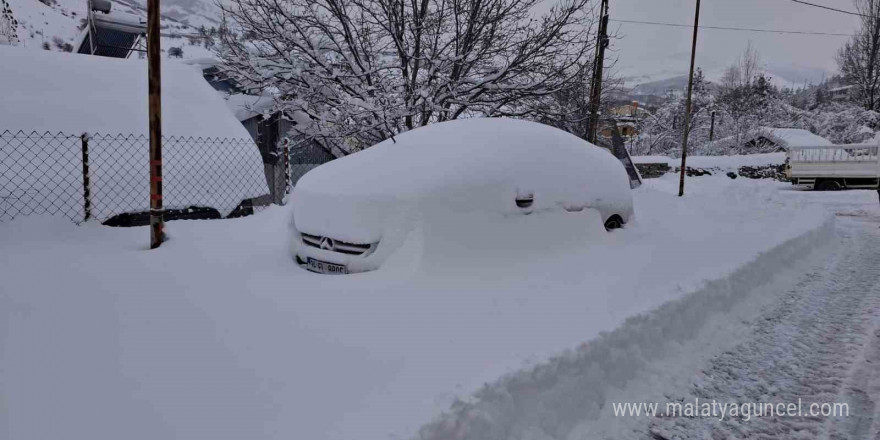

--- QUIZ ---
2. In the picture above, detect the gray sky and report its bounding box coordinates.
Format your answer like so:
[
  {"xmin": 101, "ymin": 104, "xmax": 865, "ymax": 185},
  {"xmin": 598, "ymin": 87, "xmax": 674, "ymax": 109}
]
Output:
[{"xmin": 609, "ymin": 0, "xmax": 861, "ymax": 85}]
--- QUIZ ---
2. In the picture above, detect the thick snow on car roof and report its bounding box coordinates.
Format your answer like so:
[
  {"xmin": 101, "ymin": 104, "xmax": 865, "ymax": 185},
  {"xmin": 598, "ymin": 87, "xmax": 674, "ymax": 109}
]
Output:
[
  {"xmin": 293, "ymin": 118, "xmax": 633, "ymax": 242},
  {"xmin": 299, "ymin": 118, "xmax": 627, "ymax": 197},
  {"xmin": 0, "ymin": 45, "xmax": 250, "ymax": 139}
]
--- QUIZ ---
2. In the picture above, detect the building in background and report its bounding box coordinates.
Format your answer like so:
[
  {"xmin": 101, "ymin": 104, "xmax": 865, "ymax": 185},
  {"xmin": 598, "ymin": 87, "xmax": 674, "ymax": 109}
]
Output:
[
  {"xmin": 710, "ymin": 127, "xmax": 831, "ymax": 153},
  {"xmin": 223, "ymin": 93, "xmax": 339, "ymax": 204},
  {"xmin": 601, "ymin": 101, "xmax": 650, "ymax": 138},
  {"xmin": 828, "ymin": 85, "xmax": 856, "ymax": 103}
]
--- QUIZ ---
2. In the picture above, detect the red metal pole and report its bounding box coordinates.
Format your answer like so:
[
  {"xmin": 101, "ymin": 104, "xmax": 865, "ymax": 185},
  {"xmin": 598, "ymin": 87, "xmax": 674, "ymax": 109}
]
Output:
[{"xmin": 147, "ymin": 0, "xmax": 164, "ymax": 248}]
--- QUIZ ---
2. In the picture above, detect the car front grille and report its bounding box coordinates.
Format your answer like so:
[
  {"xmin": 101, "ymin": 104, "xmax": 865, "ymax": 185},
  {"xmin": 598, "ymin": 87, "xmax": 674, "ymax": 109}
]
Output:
[{"xmin": 301, "ymin": 232, "xmax": 374, "ymax": 256}]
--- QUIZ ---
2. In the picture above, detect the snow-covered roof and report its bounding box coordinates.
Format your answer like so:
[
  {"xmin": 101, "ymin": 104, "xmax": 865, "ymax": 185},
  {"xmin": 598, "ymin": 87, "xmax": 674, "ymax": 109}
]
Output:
[
  {"xmin": 184, "ymin": 57, "xmax": 222, "ymax": 70},
  {"xmin": 757, "ymin": 127, "xmax": 832, "ymax": 149},
  {"xmin": 224, "ymin": 93, "xmax": 277, "ymax": 122},
  {"xmin": 710, "ymin": 127, "xmax": 830, "ymax": 151},
  {"xmin": 829, "ymin": 85, "xmax": 855, "ymax": 93},
  {"xmin": 0, "ymin": 45, "xmax": 250, "ymax": 139}
]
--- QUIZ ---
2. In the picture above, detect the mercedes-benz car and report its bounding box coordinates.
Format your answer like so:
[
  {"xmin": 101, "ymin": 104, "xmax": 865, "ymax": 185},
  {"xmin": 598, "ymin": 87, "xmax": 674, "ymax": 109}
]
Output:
[{"xmin": 290, "ymin": 118, "xmax": 635, "ymax": 274}]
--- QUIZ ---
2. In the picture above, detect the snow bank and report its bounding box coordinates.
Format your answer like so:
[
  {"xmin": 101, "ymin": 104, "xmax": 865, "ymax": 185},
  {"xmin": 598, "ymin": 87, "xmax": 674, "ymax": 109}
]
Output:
[
  {"xmin": 0, "ymin": 45, "xmax": 267, "ymax": 218},
  {"xmin": 1, "ymin": 176, "xmax": 860, "ymax": 440}
]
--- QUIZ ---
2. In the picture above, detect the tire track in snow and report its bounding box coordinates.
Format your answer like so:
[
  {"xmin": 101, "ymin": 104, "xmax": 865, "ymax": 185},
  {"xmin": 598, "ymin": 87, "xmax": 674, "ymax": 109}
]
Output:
[{"xmin": 648, "ymin": 216, "xmax": 880, "ymax": 440}]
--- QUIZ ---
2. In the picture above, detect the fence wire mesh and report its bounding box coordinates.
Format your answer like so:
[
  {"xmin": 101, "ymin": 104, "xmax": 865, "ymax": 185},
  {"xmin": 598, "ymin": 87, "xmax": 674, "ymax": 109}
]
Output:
[{"xmin": 1, "ymin": 130, "xmax": 273, "ymax": 225}]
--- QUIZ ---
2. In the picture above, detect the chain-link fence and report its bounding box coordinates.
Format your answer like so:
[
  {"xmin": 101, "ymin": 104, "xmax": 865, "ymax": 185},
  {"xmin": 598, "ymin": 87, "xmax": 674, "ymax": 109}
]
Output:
[
  {"xmin": 290, "ymin": 141, "xmax": 335, "ymax": 187},
  {"xmin": 1, "ymin": 130, "xmax": 272, "ymax": 225}
]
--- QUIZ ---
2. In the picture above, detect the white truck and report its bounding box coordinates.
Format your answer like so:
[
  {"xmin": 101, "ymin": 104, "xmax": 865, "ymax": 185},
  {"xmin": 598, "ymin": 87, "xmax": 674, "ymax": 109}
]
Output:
[{"xmin": 785, "ymin": 144, "xmax": 880, "ymax": 190}]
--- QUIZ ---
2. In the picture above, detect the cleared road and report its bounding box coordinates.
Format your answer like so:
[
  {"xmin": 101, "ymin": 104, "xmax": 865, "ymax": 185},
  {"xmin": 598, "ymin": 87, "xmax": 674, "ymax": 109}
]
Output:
[{"xmin": 648, "ymin": 214, "xmax": 880, "ymax": 439}]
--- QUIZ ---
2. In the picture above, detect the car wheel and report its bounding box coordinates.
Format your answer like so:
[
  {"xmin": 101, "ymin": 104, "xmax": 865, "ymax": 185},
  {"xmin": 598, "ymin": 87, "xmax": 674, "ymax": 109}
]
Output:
[
  {"xmin": 604, "ymin": 215, "xmax": 623, "ymax": 231},
  {"xmin": 816, "ymin": 180, "xmax": 842, "ymax": 191}
]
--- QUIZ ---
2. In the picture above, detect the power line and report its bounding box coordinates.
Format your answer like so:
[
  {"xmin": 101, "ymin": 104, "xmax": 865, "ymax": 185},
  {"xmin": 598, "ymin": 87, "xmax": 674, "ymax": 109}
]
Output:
[
  {"xmin": 784, "ymin": 0, "xmax": 873, "ymax": 18},
  {"xmin": 610, "ymin": 18, "xmax": 852, "ymax": 37}
]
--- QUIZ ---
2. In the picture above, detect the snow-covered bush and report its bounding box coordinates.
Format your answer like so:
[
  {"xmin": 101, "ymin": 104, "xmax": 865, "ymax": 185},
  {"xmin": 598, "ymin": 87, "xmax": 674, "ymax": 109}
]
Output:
[
  {"xmin": 810, "ymin": 102, "xmax": 880, "ymax": 144},
  {"xmin": 630, "ymin": 70, "xmax": 880, "ymax": 156}
]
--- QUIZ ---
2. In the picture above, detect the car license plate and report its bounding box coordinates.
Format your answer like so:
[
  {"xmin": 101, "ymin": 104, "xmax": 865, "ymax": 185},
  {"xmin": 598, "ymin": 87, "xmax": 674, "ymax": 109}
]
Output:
[{"xmin": 306, "ymin": 257, "xmax": 348, "ymax": 275}]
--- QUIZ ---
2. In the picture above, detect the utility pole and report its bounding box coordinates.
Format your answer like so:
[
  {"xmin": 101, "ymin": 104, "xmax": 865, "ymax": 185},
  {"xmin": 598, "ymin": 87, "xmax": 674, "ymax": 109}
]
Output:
[
  {"xmin": 147, "ymin": 0, "xmax": 164, "ymax": 248},
  {"xmin": 678, "ymin": 0, "xmax": 701, "ymax": 197},
  {"xmin": 587, "ymin": 0, "xmax": 610, "ymax": 144},
  {"xmin": 709, "ymin": 110, "xmax": 716, "ymax": 141}
]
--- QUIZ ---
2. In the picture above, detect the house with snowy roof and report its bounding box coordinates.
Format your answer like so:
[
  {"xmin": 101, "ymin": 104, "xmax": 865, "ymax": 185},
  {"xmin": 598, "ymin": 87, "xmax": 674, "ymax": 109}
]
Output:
[
  {"xmin": 0, "ymin": 45, "xmax": 268, "ymax": 223},
  {"xmin": 709, "ymin": 127, "xmax": 831, "ymax": 154},
  {"xmin": 829, "ymin": 85, "xmax": 856, "ymax": 102},
  {"xmin": 184, "ymin": 58, "xmax": 339, "ymax": 203},
  {"xmin": 222, "ymin": 93, "xmax": 339, "ymax": 202}
]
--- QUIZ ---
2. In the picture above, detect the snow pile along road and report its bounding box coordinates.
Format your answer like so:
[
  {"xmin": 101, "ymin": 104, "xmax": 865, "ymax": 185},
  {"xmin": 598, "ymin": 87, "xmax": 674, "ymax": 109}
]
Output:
[{"xmin": 0, "ymin": 175, "xmax": 838, "ymax": 440}]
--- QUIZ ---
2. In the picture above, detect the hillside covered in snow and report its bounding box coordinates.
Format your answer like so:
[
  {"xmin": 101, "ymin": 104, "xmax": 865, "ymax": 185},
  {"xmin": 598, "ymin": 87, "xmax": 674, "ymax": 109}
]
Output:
[{"xmin": 2, "ymin": 0, "xmax": 218, "ymax": 60}]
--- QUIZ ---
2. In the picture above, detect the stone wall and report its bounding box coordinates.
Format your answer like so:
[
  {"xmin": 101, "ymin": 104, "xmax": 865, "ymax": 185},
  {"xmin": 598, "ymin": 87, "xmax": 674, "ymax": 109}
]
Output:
[
  {"xmin": 636, "ymin": 162, "xmax": 788, "ymax": 182},
  {"xmin": 634, "ymin": 163, "xmax": 670, "ymax": 179}
]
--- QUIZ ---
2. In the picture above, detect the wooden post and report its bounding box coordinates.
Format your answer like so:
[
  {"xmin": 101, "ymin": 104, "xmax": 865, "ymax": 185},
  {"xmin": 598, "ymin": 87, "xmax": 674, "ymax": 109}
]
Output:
[
  {"xmin": 587, "ymin": 0, "xmax": 610, "ymax": 144},
  {"xmin": 678, "ymin": 0, "xmax": 701, "ymax": 197},
  {"xmin": 80, "ymin": 133, "xmax": 92, "ymax": 221},
  {"xmin": 709, "ymin": 110, "xmax": 716, "ymax": 141},
  {"xmin": 147, "ymin": 0, "xmax": 164, "ymax": 248}
]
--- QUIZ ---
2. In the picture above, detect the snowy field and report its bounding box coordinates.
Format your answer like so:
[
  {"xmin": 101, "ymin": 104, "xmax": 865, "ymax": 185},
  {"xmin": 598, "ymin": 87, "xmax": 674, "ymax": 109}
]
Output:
[{"xmin": 2, "ymin": 175, "xmax": 873, "ymax": 440}]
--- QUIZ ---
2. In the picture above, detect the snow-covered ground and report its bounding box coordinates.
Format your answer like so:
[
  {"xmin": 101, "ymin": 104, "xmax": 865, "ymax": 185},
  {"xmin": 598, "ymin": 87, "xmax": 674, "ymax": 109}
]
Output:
[
  {"xmin": 641, "ymin": 213, "xmax": 880, "ymax": 439},
  {"xmin": 573, "ymin": 189, "xmax": 880, "ymax": 440},
  {"xmin": 2, "ymin": 174, "xmax": 874, "ymax": 440}
]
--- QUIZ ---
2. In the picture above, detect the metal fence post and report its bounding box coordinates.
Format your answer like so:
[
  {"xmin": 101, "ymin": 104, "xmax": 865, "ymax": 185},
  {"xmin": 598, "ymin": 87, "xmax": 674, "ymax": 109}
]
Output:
[
  {"xmin": 80, "ymin": 132, "xmax": 92, "ymax": 221},
  {"xmin": 283, "ymin": 137, "xmax": 290, "ymax": 196}
]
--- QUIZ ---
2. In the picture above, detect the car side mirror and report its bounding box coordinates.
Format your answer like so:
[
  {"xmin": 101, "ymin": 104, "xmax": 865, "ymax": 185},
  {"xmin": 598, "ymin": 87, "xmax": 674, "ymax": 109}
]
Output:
[{"xmin": 515, "ymin": 194, "xmax": 534, "ymax": 209}]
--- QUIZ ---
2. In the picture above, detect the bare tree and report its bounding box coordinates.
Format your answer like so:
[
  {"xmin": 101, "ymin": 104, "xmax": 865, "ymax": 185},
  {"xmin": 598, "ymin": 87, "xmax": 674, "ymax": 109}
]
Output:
[
  {"xmin": 716, "ymin": 43, "xmax": 769, "ymax": 149},
  {"xmin": 837, "ymin": 0, "xmax": 880, "ymax": 110},
  {"xmin": 215, "ymin": 0, "xmax": 599, "ymax": 153},
  {"xmin": 720, "ymin": 41, "xmax": 761, "ymax": 92},
  {"xmin": 535, "ymin": 56, "xmax": 622, "ymax": 141}
]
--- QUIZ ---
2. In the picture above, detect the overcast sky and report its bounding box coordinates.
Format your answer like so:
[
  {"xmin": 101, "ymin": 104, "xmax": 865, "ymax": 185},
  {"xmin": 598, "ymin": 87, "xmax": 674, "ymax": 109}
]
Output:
[{"xmin": 608, "ymin": 0, "xmax": 861, "ymax": 84}]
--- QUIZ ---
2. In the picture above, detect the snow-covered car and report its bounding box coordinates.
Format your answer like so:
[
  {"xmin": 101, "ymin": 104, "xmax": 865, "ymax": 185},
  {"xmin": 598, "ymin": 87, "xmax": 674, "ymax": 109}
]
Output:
[{"xmin": 290, "ymin": 118, "xmax": 635, "ymax": 274}]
